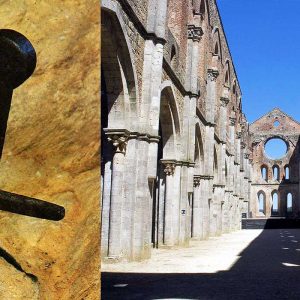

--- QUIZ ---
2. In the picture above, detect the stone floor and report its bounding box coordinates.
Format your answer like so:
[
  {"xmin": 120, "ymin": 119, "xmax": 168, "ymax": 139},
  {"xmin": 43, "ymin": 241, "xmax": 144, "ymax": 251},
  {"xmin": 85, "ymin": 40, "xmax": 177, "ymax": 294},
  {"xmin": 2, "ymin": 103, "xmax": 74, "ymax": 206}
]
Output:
[{"xmin": 102, "ymin": 229, "xmax": 300, "ymax": 299}]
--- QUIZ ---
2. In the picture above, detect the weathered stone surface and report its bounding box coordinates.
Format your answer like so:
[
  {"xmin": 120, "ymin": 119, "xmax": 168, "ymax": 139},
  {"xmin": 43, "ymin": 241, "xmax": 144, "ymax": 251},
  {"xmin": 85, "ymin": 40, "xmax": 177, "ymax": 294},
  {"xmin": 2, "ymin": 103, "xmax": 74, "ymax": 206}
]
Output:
[
  {"xmin": 0, "ymin": 1, "xmax": 100, "ymax": 299},
  {"xmin": 250, "ymin": 108, "xmax": 300, "ymax": 218},
  {"xmin": 0, "ymin": 258, "xmax": 39, "ymax": 299}
]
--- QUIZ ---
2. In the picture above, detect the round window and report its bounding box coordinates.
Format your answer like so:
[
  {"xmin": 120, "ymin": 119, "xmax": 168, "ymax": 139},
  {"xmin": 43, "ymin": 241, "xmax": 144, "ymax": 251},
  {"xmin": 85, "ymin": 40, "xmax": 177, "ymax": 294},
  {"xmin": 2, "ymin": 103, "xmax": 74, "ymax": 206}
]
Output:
[
  {"xmin": 274, "ymin": 120, "xmax": 280, "ymax": 127},
  {"xmin": 264, "ymin": 138, "xmax": 287, "ymax": 159}
]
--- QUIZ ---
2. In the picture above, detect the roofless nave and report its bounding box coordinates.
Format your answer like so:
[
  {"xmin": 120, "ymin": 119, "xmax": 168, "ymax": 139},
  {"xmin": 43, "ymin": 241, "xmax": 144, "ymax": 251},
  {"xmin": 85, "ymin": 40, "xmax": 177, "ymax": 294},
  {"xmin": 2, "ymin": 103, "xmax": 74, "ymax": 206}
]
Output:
[{"xmin": 101, "ymin": 0, "xmax": 300, "ymax": 261}]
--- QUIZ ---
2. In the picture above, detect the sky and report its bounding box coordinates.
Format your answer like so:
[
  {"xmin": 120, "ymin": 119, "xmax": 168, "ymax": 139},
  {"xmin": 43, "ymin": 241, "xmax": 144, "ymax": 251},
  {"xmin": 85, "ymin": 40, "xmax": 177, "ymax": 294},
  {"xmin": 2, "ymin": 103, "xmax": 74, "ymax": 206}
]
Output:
[{"xmin": 217, "ymin": 0, "xmax": 300, "ymax": 124}]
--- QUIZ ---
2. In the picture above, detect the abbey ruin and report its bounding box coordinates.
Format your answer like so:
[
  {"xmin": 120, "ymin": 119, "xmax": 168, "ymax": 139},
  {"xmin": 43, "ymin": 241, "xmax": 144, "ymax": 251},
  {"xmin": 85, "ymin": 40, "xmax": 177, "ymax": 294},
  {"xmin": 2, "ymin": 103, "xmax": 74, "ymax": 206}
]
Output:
[{"xmin": 101, "ymin": 0, "xmax": 300, "ymax": 262}]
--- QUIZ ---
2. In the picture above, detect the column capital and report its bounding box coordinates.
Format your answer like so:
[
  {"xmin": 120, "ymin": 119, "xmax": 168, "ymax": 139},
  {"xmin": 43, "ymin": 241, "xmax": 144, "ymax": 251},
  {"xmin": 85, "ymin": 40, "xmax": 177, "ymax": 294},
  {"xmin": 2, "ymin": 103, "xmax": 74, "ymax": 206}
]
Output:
[
  {"xmin": 161, "ymin": 159, "xmax": 176, "ymax": 176},
  {"xmin": 236, "ymin": 131, "xmax": 242, "ymax": 139},
  {"xmin": 220, "ymin": 97, "xmax": 229, "ymax": 107},
  {"xmin": 104, "ymin": 129, "xmax": 130, "ymax": 154},
  {"xmin": 193, "ymin": 175, "xmax": 201, "ymax": 187},
  {"xmin": 229, "ymin": 117, "xmax": 236, "ymax": 126},
  {"xmin": 207, "ymin": 68, "xmax": 219, "ymax": 81},
  {"xmin": 187, "ymin": 25, "xmax": 203, "ymax": 42}
]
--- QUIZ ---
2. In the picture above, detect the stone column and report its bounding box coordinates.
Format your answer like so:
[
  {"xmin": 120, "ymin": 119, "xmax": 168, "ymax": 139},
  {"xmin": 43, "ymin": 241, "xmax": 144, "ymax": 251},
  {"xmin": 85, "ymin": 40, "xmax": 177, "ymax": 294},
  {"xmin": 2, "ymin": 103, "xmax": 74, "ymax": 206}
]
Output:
[
  {"xmin": 219, "ymin": 97, "xmax": 229, "ymax": 143},
  {"xmin": 105, "ymin": 130, "xmax": 129, "ymax": 258},
  {"xmin": 210, "ymin": 185, "xmax": 218, "ymax": 237},
  {"xmin": 223, "ymin": 191, "xmax": 231, "ymax": 233},
  {"xmin": 201, "ymin": 176, "xmax": 212, "ymax": 239},
  {"xmin": 192, "ymin": 175, "xmax": 202, "ymax": 239},
  {"xmin": 186, "ymin": 25, "xmax": 203, "ymax": 161},
  {"xmin": 229, "ymin": 117, "xmax": 236, "ymax": 156},
  {"xmin": 161, "ymin": 160, "xmax": 176, "ymax": 246},
  {"xmin": 206, "ymin": 68, "xmax": 219, "ymax": 124}
]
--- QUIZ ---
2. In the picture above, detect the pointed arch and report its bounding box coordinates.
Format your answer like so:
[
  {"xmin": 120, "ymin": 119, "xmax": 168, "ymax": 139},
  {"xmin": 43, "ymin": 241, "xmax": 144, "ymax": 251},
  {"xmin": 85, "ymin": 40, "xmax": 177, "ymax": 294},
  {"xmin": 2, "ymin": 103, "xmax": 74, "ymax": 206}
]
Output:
[
  {"xmin": 159, "ymin": 81, "xmax": 181, "ymax": 159},
  {"xmin": 287, "ymin": 193, "xmax": 293, "ymax": 213},
  {"xmin": 194, "ymin": 122, "xmax": 204, "ymax": 174},
  {"xmin": 271, "ymin": 190, "xmax": 279, "ymax": 215},
  {"xmin": 261, "ymin": 165, "xmax": 268, "ymax": 181},
  {"xmin": 257, "ymin": 191, "xmax": 266, "ymax": 215},
  {"xmin": 213, "ymin": 146, "xmax": 219, "ymax": 181},
  {"xmin": 224, "ymin": 60, "xmax": 231, "ymax": 87},
  {"xmin": 272, "ymin": 165, "xmax": 280, "ymax": 181},
  {"xmin": 212, "ymin": 27, "xmax": 222, "ymax": 62},
  {"xmin": 101, "ymin": 8, "xmax": 138, "ymax": 130},
  {"xmin": 284, "ymin": 165, "xmax": 290, "ymax": 180}
]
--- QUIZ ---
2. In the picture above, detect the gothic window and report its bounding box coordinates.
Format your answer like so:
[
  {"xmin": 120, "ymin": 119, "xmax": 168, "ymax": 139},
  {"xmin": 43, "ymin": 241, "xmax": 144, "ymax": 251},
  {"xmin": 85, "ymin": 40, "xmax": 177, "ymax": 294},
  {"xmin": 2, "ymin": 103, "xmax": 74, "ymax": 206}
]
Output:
[
  {"xmin": 170, "ymin": 45, "xmax": 177, "ymax": 69},
  {"xmin": 272, "ymin": 191, "xmax": 278, "ymax": 214},
  {"xmin": 258, "ymin": 192, "xmax": 265, "ymax": 214},
  {"xmin": 261, "ymin": 166, "xmax": 268, "ymax": 181},
  {"xmin": 287, "ymin": 193, "xmax": 293, "ymax": 213},
  {"xmin": 285, "ymin": 165, "xmax": 290, "ymax": 180},
  {"xmin": 273, "ymin": 165, "xmax": 279, "ymax": 181},
  {"xmin": 214, "ymin": 42, "xmax": 219, "ymax": 56}
]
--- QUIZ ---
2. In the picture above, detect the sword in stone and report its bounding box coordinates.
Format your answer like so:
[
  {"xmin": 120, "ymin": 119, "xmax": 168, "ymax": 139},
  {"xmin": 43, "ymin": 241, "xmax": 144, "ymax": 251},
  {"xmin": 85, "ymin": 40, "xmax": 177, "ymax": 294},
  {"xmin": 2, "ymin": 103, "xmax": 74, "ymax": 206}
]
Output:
[{"xmin": 0, "ymin": 29, "xmax": 65, "ymax": 221}]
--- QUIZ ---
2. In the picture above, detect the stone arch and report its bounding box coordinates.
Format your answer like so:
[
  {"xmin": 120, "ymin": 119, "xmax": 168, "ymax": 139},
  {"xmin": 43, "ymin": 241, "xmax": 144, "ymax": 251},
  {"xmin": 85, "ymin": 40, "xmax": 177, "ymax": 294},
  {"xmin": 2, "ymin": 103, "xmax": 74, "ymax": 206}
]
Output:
[
  {"xmin": 224, "ymin": 59, "xmax": 231, "ymax": 87},
  {"xmin": 232, "ymin": 79, "xmax": 237, "ymax": 98},
  {"xmin": 159, "ymin": 82, "xmax": 181, "ymax": 159},
  {"xmin": 193, "ymin": 0, "xmax": 210, "ymax": 23},
  {"xmin": 213, "ymin": 145, "xmax": 219, "ymax": 182},
  {"xmin": 170, "ymin": 44, "xmax": 178, "ymax": 69},
  {"xmin": 212, "ymin": 27, "xmax": 222, "ymax": 62},
  {"xmin": 101, "ymin": 6, "xmax": 140, "ymax": 259},
  {"xmin": 257, "ymin": 190, "xmax": 266, "ymax": 215},
  {"xmin": 194, "ymin": 122, "xmax": 204, "ymax": 174},
  {"xmin": 199, "ymin": 0, "xmax": 206, "ymax": 15},
  {"xmin": 101, "ymin": 7, "xmax": 138, "ymax": 130}
]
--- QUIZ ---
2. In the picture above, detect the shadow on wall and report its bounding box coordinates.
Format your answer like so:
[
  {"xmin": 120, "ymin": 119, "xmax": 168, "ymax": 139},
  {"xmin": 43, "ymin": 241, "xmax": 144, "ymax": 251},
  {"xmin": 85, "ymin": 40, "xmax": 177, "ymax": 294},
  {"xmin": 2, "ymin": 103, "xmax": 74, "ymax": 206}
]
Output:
[{"xmin": 102, "ymin": 229, "xmax": 300, "ymax": 300}]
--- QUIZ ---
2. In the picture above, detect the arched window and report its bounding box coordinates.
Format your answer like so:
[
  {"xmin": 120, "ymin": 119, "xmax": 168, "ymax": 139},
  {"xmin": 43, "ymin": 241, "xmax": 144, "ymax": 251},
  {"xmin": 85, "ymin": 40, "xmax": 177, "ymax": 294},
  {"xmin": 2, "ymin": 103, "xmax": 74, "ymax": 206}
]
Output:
[
  {"xmin": 272, "ymin": 191, "xmax": 279, "ymax": 214},
  {"xmin": 285, "ymin": 165, "xmax": 290, "ymax": 180},
  {"xmin": 261, "ymin": 166, "xmax": 268, "ymax": 181},
  {"xmin": 214, "ymin": 42, "xmax": 219, "ymax": 56},
  {"xmin": 272, "ymin": 165, "xmax": 279, "ymax": 181},
  {"xmin": 258, "ymin": 192, "xmax": 265, "ymax": 214},
  {"xmin": 200, "ymin": 0, "xmax": 205, "ymax": 15},
  {"xmin": 170, "ymin": 45, "xmax": 177, "ymax": 69},
  {"xmin": 287, "ymin": 193, "xmax": 293, "ymax": 213}
]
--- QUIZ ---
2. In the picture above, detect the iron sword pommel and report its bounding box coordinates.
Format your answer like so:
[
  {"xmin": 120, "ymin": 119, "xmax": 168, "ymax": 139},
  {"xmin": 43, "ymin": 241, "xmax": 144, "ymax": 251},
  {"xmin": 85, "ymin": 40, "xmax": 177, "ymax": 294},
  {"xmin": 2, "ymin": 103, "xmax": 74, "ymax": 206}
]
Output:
[{"xmin": 0, "ymin": 29, "xmax": 36, "ymax": 89}]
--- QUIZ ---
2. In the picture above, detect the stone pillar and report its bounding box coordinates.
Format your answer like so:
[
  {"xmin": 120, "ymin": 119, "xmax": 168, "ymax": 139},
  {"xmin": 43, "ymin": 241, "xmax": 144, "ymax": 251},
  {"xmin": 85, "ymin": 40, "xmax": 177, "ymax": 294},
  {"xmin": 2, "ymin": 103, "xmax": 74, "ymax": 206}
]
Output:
[
  {"xmin": 192, "ymin": 175, "xmax": 202, "ymax": 239},
  {"xmin": 201, "ymin": 176, "xmax": 212, "ymax": 239},
  {"xmin": 229, "ymin": 117, "xmax": 236, "ymax": 156},
  {"xmin": 223, "ymin": 191, "xmax": 231, "ymax": 233},
  {"xmin": 186, "ymin": 25, "xmax": 203, "ymax": 161},
  {"xmin": 105, "ymin": 131, "xmax": 129, "ymax": 258},
  {"xmin": 219, "ymin": 97, "xmax": 229, "ymax": 143},
  {"xmin": 206, "ymin": 68, "xmax": 219, "ymax": 124},
  {"xmin": 161, "ymin": 160, "xmax": 176, "ymax": 246}
]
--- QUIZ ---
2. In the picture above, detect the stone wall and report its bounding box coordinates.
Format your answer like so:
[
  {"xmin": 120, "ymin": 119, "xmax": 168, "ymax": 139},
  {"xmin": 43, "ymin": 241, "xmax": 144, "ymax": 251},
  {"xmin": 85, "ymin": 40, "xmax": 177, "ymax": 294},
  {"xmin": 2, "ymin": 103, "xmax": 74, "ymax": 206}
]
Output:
[
  {"xmin": 250, "ymin": 108, "xmax": 300, "ymax": 218},
  {"xmin": 0, "ymin": 1, "xmax": 100, "ymax": 299},
  {"xmin": 101, "ymin": 0, "xmax": 253, "ymax": 264}
]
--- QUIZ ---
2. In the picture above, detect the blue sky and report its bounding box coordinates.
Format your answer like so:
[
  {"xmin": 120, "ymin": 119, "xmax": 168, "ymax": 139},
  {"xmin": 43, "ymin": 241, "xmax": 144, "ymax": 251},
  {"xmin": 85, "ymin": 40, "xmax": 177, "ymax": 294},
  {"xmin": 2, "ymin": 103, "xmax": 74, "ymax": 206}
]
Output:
[{"xmin": 217, "ymin": 0, "xmax": 300, "ymax": 124}]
